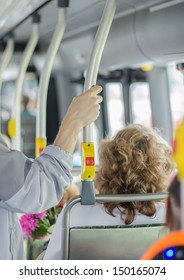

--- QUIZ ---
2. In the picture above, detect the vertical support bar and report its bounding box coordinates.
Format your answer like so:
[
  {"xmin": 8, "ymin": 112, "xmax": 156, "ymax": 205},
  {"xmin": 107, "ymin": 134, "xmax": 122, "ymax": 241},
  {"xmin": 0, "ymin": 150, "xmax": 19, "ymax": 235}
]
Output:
[
  {"xmin": 36, "ymin": 0, "xmax": 69, "ymax": 157},
  {"xmin": 147, "ymin": 66, "xmax": 172, "ymax": 145},
  {"xmin": 0, "ymin": 36, "xmax": 14, "ymax": 130},
  {"xmin": 81, "ymin": 0, "xmax": 117, "ymax": 205},
  {"xmin": 9, "ymin": 13, "xmax": 40, "ymax": 150},
  {"xmin": 83, "ymin": 0, "xmax": 117, "ymax": 142}
]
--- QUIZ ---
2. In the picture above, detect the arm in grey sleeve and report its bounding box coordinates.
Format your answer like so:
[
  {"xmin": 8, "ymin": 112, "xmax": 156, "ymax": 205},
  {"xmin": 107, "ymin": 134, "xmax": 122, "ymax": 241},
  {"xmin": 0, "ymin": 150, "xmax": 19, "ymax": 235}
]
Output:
[
  {"xmin": 0, "ymin": 141, "xmax": 73, "ymax": 213},
  {"xmin": 0, "ymin": 134, "xmax": 28, "ymax": 201}
]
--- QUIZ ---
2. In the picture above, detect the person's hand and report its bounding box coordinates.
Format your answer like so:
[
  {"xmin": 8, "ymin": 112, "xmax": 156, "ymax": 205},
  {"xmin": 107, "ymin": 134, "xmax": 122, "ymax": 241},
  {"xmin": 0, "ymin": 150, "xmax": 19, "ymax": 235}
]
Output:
[
  {"xmin": 63, "ymin": 85, "xmax": 103, "ymax": 130},
  {"xmin": 54, "ymin": 85, "xmax": 103, "ymax": 153},
  {"xmin": 58, "ymin": 183, "xmax": 79, "ymax": 207}
]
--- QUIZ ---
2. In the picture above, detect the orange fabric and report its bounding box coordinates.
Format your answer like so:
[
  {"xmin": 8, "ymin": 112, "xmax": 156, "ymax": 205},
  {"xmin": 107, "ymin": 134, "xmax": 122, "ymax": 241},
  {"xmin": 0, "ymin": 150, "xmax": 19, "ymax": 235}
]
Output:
[{"xmin": 141, "ymin": 230, "xmax": 184, "ymax": 260}]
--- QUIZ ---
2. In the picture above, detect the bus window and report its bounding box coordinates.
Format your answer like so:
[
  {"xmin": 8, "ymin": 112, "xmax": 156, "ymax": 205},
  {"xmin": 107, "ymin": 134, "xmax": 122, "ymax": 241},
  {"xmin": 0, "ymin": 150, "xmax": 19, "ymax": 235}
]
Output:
[
  {"xmin": 167, "ymin": 64, "xmax": 184, "ymax": 133},
  {"xmin": 105, "ymin": 82, "xmax": 125, "ymax": 137},
  {"xmin": 1, "ymin": 72, "xmax": 38, "ymax": 119},
  {"xmin": 130, "ymin": 82, "xmax": 152, "ymax": 128}
]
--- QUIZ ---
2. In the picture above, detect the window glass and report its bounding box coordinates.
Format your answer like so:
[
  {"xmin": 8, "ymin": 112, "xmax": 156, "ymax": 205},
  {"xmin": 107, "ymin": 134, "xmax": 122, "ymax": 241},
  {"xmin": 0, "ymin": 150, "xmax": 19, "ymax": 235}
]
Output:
[
  {"xmin": 1, "ymin": 73, "xmax": 38, "ymax": 122},
  {"xmin": 105, "ymin": 82, "xmax": 125, "ymax": 137},
  {"xmin": 130, "ymin": 82, "xmax": 152, "ymax": 127}
]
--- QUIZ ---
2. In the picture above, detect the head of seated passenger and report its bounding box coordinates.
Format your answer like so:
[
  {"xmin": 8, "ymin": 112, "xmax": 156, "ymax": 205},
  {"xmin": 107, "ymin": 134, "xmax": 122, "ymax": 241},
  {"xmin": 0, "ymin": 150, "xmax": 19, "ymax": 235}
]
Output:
[
  {"xmin": 21, "ymin": 94, "xmax": 35, "ymax": 120},
  {"xmin": 21, "ymin": 94, "xmax": 30, "ymax": 112},
  {"xmin": 94, "ymin": 123, "xmax": 174, "ymax": 225},
  {"xmin": 166, "ymin": 174, "xmax": 181, "ymax": 231}
]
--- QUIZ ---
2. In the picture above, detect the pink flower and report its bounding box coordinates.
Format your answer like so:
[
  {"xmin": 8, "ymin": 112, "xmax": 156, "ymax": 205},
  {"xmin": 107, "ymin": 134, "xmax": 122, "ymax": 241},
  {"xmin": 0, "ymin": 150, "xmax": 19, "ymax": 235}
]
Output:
[
  {"xmin": 19, "ymin": 207, "xmax": 62, "ymax": 240},
  {"xmin": 20, "ymin": 214, "xmax": 39, "ymax": 238},
  {"xmin": 33, "ymin": 211, "xmax": 47, "ymax": 219},
  {"xmin": 19, "ymin": 212, "xmax": 46, "ymax": 238}
]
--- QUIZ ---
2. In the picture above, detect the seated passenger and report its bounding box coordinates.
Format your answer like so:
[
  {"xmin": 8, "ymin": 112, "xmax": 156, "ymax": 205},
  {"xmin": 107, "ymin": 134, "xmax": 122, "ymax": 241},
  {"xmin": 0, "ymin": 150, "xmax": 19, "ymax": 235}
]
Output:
[
  {"xmin": 166, "ymin": 174, "xmax": 181, "ymax": 231},
  {"xmin": 44, "ymin": 124, "xmax": 174, "ymax": 259},
  {"xmin": 21, "ymin": 94, "xmax": 36, "ymax": 158},
  {"xmin": 141, "ymin": 174, "xmax": 182, "ymax": 260}
]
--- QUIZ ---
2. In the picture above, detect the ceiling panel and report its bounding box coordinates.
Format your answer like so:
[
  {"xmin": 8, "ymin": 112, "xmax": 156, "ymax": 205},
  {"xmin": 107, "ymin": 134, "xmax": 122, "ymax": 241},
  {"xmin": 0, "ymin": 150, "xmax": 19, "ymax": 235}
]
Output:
[
  {"xmin": 0, "ymin": 0, "xmax": 50, "ymax": 38},
  {"xmin": 0, "ymin": 0, "xmax": 168, "ymax": 43}
]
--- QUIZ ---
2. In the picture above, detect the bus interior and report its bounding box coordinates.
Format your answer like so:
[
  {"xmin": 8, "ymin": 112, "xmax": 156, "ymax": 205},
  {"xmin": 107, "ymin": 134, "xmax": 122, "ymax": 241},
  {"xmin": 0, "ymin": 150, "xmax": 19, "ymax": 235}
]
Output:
[{"xmin": 0, "ymin": 0, "xmax": 184, "ymax": 260}]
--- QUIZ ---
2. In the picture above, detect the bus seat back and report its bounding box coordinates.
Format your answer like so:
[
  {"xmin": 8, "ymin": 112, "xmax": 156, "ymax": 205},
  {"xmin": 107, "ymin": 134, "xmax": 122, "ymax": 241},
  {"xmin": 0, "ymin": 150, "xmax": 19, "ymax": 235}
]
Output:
[{"xmin": 69, "ymin": 225, "xmax": 169, "ymax": 260}]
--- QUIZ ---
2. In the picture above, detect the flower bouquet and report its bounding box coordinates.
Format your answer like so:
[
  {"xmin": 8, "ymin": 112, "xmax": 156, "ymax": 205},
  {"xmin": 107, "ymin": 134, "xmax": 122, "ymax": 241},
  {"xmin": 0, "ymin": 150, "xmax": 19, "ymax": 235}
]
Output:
[
  {"xmin": 19, "ymin": 206, "xmax": 62, "ymax": 259},
  {"xmin": 20, "ymin": 206, "xmax": 62, "ymax": 240},
  {"xmin": 19, "ymin": 184, "xmax": 79, "ymax": 259}
]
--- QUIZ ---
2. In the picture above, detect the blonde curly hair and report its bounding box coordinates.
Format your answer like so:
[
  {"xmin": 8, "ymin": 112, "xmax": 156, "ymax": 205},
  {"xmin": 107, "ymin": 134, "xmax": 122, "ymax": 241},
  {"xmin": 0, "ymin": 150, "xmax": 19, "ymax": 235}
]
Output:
[{"xmin": 95, "ymin": 124, "xmax": 174, "ymax": 224}]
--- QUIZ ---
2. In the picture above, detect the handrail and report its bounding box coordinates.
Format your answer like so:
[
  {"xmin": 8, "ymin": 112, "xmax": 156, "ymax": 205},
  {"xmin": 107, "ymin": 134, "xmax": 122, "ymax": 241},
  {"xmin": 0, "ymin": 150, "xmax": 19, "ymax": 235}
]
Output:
[
  {"xmin": 36, "ymin": 0, "xmax": 69, "ymax": 157},
  {"xmin": 61, "ymin": 192, "xmax": 168, "ymax": 259},
  {"xmin": 81, "ymin": 0, "xmax": 117, "ymax": 204},
  {"xmin": 0, "ymin": 36, "xmax": 14, "ymax": 130},
  {"xmin": 11, "ymin": 13, "xmax": 40, "ymax": 150},
  {"xmin": 0, "ymin": 36, "xmax": 14, "ymax": 76},
  {"xmin": 83, "ymin": 0, "xmax": 117, "ymax": 142}
]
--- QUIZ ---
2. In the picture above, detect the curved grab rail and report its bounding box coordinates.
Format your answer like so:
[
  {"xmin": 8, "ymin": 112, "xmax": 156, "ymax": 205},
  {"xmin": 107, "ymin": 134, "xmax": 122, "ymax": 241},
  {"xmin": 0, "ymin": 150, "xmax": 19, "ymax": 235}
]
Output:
[
  {"xmin": 11, "ymin": 13, "xmax": 40, "ymax": 150},
  {"xmin": 83, "ymin": 0, "xmax": 117, "ymax": 142},
  {"xmin": 61, "ymin": 192, "xmax": 168, "ymax": 259},
  {"xmin": 0, "ymin": 36, "xmax": 14, "ymax": 77},
  {"xmin": 81, "ymin": 0, "xmax": 117, "ymax": 204},
  {"xmin": 0, "ymin": 36, "xmax": 14, "ymax": 130},
  {"xmin": 36, "ymin": 0, "xmax": 69, "ymax": 157}
]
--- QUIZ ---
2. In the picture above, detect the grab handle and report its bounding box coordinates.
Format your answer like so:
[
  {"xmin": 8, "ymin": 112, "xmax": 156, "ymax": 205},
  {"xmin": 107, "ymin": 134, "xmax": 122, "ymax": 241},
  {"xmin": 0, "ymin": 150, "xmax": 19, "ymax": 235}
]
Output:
[
  {"xmin": 36, "ymin": 0, "xmax": 69, "ymax": 157},
  {"xmin": 81, "ymin": 0, "xmax": 117, "ymax": 204}
]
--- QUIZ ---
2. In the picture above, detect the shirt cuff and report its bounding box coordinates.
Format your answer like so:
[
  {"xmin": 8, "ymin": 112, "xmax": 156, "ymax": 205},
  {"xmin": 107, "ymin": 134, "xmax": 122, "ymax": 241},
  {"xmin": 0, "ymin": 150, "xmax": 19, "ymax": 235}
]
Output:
[{"xmin": 40, "ymin": 145, "xmax": 73, "ymax": 165}]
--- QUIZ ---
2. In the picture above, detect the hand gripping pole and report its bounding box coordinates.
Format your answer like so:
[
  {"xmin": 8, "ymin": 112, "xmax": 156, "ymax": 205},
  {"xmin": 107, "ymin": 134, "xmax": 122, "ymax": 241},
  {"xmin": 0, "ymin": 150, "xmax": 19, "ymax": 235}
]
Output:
[
  {"xmin": 81, "ymin": 0, "xmax": 117, "ymax": 205},
  {"xmin": 36, "ymin": 0, "xmax": 69, "ymax": 157}
]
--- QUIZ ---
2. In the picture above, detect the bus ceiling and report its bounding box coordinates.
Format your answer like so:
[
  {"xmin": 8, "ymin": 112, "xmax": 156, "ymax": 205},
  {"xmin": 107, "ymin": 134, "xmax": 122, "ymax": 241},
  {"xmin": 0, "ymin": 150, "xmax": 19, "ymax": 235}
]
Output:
[
  {"xmin": 0, "ymin": 0, "xmax": 50, "ymax": 38},
  {"xmin": 0, "ymin": 0, "xmax": 184, "ymax": 73}
]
